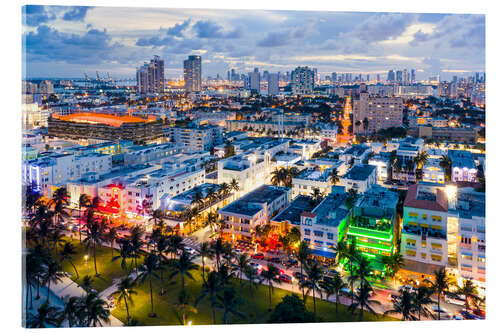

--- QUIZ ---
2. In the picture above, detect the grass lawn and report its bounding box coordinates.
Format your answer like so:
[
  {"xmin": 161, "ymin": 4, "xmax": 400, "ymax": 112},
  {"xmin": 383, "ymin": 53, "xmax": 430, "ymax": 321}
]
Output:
[
  {"xmin": 58, "ymin": 237, "xmax": 138, "ymax": 292},
  {"xmin": 111, "ymin": 268, "xmax": 397, "ymax": 326}
]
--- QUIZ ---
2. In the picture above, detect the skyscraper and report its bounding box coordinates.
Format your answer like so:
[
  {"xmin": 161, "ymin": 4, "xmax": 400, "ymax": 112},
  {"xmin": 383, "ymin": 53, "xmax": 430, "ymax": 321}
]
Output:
[
  {"xmin": 291, "ymin": 66, "xmax": 315, "ymax": 95},
  {"xmin": 248, "ymin": 69, "xmax": 260, "ymax": 92},
  {"xmin": 411, "ymin": 69, "xmax": 416, "ymax": 83},
  {"xmin": 183, "ymin": 55, "xmax": 202, "ymax": 92},
  {"xmin": 387, "ymin": 70, "xmax": 395, "ymax": 83},
  {"xmin": 396, "ymin": 70, "xmax": 403, "ymax": 84},
  {"xmin": 267, "ymin": 73, "xmax": 279, "ymax": 96},
  {"xmin": 136, "ymin": 55, "xmax": 165, "ymax": 94},
  {"xmin": 331, "ymin": 72, "xmax": 337, "ymax": 84}
]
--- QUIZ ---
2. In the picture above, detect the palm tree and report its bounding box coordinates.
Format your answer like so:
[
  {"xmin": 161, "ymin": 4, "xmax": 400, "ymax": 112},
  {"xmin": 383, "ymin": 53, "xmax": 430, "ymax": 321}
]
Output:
[
  {"xmin": 243, "ymin": 266, "xmax": 261, "ymax": 322},
  {"xmin": 50, "ymin": 187, "xmax": 70, "ymax": 226},
  {"xmin": 382, "ymin": 252, "xmax": 404, "ymax": 287},
  {"xmin": 206, "ymin": 212, "xmax": 218, "ymax": 233},
  {"xmin": 137, "ymin": 254, "xmax": 160, "ymax": 317},
  {"xmin": 218, "ymin": 287, "xmax": 246, "ymax": 324},
  {"xmin": 439, "ymin": 155, "xmax": 452, "ymax": 181},
  {"xmin": 235, "ymin": 254, "xmax": 251, "ymax": 284},
  {"xmin": 174, "ymin": 290, "xmax": 198, "ymax": 325},
  {"xmin": 230, "ymin": 178, "xmax": 240, "ymax": 195},
  {"xmin": 60, "ymin": 241, "xmax": 79, "ymax": 280},
  {"xmin": 260, "ymin": 264, "xmax": 282, "ymax": 311},
  {"xmin": 112, "ymin": 238, "xmax": 134, "ymax": 274},
  {"xmin": 198, "ymin": 242, "xmax": 214, "ymax": 284},
  {"xmin": 349, "ymin": 281, "xmax": 380, "ymax": 321},
  {"xmin": 80, "ymin": 275, "xmax": 94, "ymax": 293},
  {"xmin": 193, "ymin": 190, "xmax": 204, "ymax": 210},
  {"xmin": 321, "ymin": 273, "xmax": 347, "ymax": 319},
  {"xmin": 196, "ymin": 271, "xmax": 222, "ymax": 324},
  {"xmin": 59, "ymin": 296, "xmax": 82, "ymax": 328},
  {"xmin": 42, "ymin": 258, "xmax": 65, "ymax": 304},
  {"xmin": 425, "ymin": 267, "xmax": 452, "ymax": 320},
  {"xmin": 48, "ymin": 228, "xmax": 65, "ymax": 252},
  {"xmin": 78, "ymin": 194, "xmax": 91, "ymax": 243},
  {"xmin": 129, "ymin": 225, "xmax": 145, "ymax": 273},
  {"xmin": 328, "ymin": 168, "xmax": 340, "ymax": 185},
  {"xmin": 167, "ymin": 234, "xmax": 185, "ymax": 259},
  {"xmin": 384, "ymin": 288, "xmax": 417, "ymax": 321},
  {"xmin": 82, "ymin": 212, "xmax": 105, "ymax": 276},
  {"xmin": 295, "ymin": 241, "xmax": 311, "ymax": 301},
  {"xmin": 148, "ymin": 209, "xmax": 164, "ymax": 230},
  {"xmin": 83, "ymin": 291, "xmax": 110, "ymax": 327},
  {"xmin": 104, "ymin": 226, "xmax": 118, "ymax": 259},
  {"xmin": 154, "ymin": 234, "xmax": 171, "ymax": 296},
  {"xmin": 170, "ymin": 251, "xmax": 197, "ymax": 293},
  {"xmin": 26, "ymin": 302, "xmax": 61, "ymax": 328},
  {"xmin": 110, "ymin": 277, "xmax": 137, "ymax": 325},
  {"xmin": 301, "ymin": 260, "xmax": 324, "ymax": 315},
  {"xmin": 413, "ymin": 286, "xmax": 435, "ymax": 320},
  {"xmin": 456, "ymin": 279, "xmax": 480, "ymax": 311},
  {"xmin": 311, "ymin": 188, "xmax": 324, "ymax": 206},
  {"xmin": 211, "ymin": 238, "xmax": 226, "ymax": 271},
  {"xmin": 345, "ymin": 189, "xmax": 359, "ymax": 210},
  {"xmin": 271, "ymin": 168, "xmax": 287, "ymax": 186}
]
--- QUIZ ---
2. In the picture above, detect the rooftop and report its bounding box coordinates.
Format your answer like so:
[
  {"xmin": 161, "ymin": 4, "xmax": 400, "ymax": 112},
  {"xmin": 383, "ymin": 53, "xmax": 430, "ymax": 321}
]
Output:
[
  {"xmin": 219, "ymin": 185, "xmax": 290, "ymax": 217},
  {"xmin": 404, "ymin": 183, "xmax": 448, "ymax": 212},
  {"xmin": 343, "ymin": 164, "xmax": 376, "ymax": 181},
  {"xmin": 294, "ymin": 168, "xmax": 331, "ymax": 182},
  {"xmin": 272, "ymin": 195, "xmax": 315, "ymax": 225},
  {"xmin": 311, "ymin": 190, "xmax": 349, "ymax": 228},
  {"xmin": 52, "ymin": 112, "xmax": 156, "ymax": 127}
]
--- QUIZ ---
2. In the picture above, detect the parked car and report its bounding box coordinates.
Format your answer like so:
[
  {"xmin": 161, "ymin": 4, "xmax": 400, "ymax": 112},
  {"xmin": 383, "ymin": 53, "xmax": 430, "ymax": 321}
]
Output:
[
  {"xmin": 270, "ymin": 257, "xmax": 282, "ymax": 264},
  {"xmin": 279, "ymin": 274, "xmax": 292, "ymax": 283},
  {"xmin": 234, "ymin": 248, "xmax": 243, "ymax": 254},
  {"xmin": 460, "ymin": 310, "xmax": 480, "ymax": 320},
  {"xmin": 184, "ymin": 247, "xmax": 196, "ymax": 255},
  {"xmin": 451, "ymin": 314, "xmax": 464, "ymax": 320},
  {"xmin": 293, "ymin": 272, "xmax": 307, "ymax": 281},
  {"xmin": 473, "ymin": 308, "xmax": 485, "ymax": 319},
  {"xmin": 445, "ymin": 295, "xmax": 466, "ymax": 306},
  {"xmin": 251, "ymin": 253, "xmax": 264, "ymax": 260},
  {"xmin": 284, "ymin": 259, "xmax": 298, "ymax": 267},
  {"xmin": 249, "ymin": 262, "xmax": 262, "ymax": 271},
  {"xmin": 430, "ymin": 305, "xmax": 451, "ymax": 319}
]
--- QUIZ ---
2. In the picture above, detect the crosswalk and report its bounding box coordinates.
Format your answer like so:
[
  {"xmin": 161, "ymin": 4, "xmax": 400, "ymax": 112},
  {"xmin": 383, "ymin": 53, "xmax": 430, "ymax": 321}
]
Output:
[{"xmin": 182, "ymin": 236, "xmax": 200, "ymax": 251}]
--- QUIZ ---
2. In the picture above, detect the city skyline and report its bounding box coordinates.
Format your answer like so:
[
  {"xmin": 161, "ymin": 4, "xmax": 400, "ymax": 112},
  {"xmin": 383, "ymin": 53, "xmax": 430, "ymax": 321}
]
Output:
[{"xmin": 23, "ymin": 6, "xmax": 485, "ymax": 80}]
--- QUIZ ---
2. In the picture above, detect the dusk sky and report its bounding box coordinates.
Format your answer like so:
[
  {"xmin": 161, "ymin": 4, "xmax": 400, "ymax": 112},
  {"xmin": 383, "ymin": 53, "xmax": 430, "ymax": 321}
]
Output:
[{"xmin": 22, "ymin": 5, "xmax": 485, "ymax": 80}]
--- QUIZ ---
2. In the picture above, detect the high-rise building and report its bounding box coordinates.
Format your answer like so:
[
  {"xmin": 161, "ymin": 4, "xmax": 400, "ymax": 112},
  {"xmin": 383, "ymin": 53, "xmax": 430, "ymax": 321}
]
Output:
[
  {"xmin": 313, "ymin": 68, "xmax": 318, "ymax": 84},
  {"xmin": 39, "ymin": 80, "xmax": 54, "ymax": 94},
  {"xmin": 291, "ymin": 66, "xmax": 315, "ymax": 95},
  {"xmin": 183, "ymin": 55, "xmax": 202, "ymax": 92},
  {"xmin": 136, "ymin": 55, "xmax": 165, "ymax": 94},
  {"xmin": 396, "ymin": 70, "xmax": 403, "ymax": 84},
  {"xmin": 352, "ymin": 92, "xmax": 403, "ymax": 134},
  {"xmin": 248, "ymin": 69, "xmax": 260, "ymax": 92},
  {"xmin": 376, "ymin": 74, "xmax": 381, "ymax": 82},
  {"xmin": 331, "ymin": 72, "xmax": 337, "ymax": 84},
  {"xmin": 387, "ymin": 70, "xmax": 395, "ymax": 83},
  {"xmin": 267, "ymin": 73, "xmax": 279, "ymax": 96},
  {"xmin": 411, "ymin": 69, "xmax": 416, "ymax": 83}
]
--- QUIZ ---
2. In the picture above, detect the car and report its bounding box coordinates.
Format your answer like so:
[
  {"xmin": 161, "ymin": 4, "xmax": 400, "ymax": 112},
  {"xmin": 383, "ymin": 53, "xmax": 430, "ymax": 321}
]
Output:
[
  {"xmin": 293, "ymin": 272, "xmax": 307, "ymax": 281},
  {"xmin": 430, "ymin": 305, "xmax": 451, "ymax": 319},
  {"xmin": 451, "ymin": 314, "xmax": 464, "ymax": 320},
  {"xmin": 445, "ymin": 295, "xmax": 466, "ymax": 306},
  {"xmin": 340, "ymin": 287, "xmax": 355, "ymax": 297},
  {"xmin": 249, "ymin": 262, "xmax": 262, "ymax": 271},
  {"xmin": 251, "ymin": 253, "xmax": 264, "ymax": 260},
  {"xmin": 184, "ymin": 247, "xmax": 196, "ymax": 255},
  {"xmin": 460, "ymin": 310, "xmax": 480, "ymax": 320},
  {"xmin": 279, "ymin": 274, "xmax": 292, "ymax": 283},
  {"xmin": 285, "ymin": 259, "xmax": 298, "ymax": 267},
  {"xmin": 270, "ymin": 257, "xmax": 282, "ymax": 264},
  {"xmin": 234, "ymin": 248, "xmax": 243, "ymax": 254},
  {"xmin": 473, "ymin": 308, "xmax": 485, "ymax": 319}
]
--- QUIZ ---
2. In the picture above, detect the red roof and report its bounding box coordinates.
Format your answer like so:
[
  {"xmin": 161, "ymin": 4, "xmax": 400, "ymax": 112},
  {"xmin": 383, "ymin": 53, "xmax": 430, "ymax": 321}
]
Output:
[
  {"xmin": 404, "ymin": 184, "xmax": 448, "ymax": 212},
  {"xmin": 301, "ymin": 212, "xmax": 317, "ymax": 218}
]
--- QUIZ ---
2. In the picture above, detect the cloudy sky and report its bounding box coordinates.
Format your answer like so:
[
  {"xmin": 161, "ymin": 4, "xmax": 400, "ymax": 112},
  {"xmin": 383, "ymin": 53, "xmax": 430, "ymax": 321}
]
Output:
[{"xmin": 22, "ymin": 5, "xmax": 485, "ymax": 80}]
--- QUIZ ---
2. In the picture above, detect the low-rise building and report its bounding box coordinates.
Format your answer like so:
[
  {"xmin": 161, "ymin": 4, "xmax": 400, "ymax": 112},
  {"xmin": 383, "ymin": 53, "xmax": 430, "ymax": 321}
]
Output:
[
  {"xmin": 346, "ymin": 185, "xmax": 399, "ymax": 274},
  {"xmin": 218, "ymin": 185, "xmax": 292, "ymax": 242},
  {"xmin": 448, "ymin": 150, "xmax": 478, "ymax": 183},
  {"xmin": 271, "ymin": 195, "xmax": 315, "ymax": 234},
  {"xmin": 292, "ymin": 167, "xmax": 334, "ymax": 198},
  {"xmin": 422, "ymin": 158, "xmax": 445, "ymax": 184},
  {"xmin": 300, "ymin": 186, "xmax": 350, "ymax": 260},
  {"xmin": 400, "ymin": 183, "xmax": 449, "ymax": 281},
  {"xmin": 340, "ymin": 164, "xmax": 377, "ymax": 193},
  {"xmin": 168, "ymin": 124, "xmax": 223, "ymax": 151}
]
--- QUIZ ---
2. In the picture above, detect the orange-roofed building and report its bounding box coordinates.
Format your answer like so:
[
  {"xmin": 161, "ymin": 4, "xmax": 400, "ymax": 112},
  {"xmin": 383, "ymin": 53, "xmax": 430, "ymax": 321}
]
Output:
[{"xmin": 48, "ymin": 112, "xmax": 166, "ymax": 144}]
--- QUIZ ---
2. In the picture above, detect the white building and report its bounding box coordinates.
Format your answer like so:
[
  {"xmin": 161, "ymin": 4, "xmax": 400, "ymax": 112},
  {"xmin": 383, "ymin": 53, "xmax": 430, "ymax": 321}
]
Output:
[
  {"xmin": 448, "ymin": 150, "xmax": 478, "ymax": 183},
  {"xmin": 291, "ymin": 66, "xmax": 315, "ymax": 95},
  {"xmin": 168, "ymin": 125, "xmax": 222, "ymax": 151},
  {"xmin": 422, "ymin": 158, "xmax": 445, "ymax": 184},
  {"xmin": 368, "ymin": 154, "xmax": 390, "ymax": 181},
  {"xmin": 123, "ymin": 143, "xmax": 179, "ymax": 166},
  {"xmin": 292, "ymin": 168, "xmax": 334, "ymax": 198},
  {"xmin": 339, "ymin": 164, "xmax": 377, "ymax": 193},
  {"xmin": 23, "ymin": 151, "xmax": 112, "ymax": 197},
  {"xmin": 218, "ymin": 185, "xmax": 292, "ymax": 242}
]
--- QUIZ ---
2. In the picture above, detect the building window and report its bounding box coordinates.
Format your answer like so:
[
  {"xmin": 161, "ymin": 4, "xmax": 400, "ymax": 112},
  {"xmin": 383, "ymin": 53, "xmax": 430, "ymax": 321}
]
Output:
[
  {"xmin": 304, "ymin": 229, "xmax": 310, "ymax": 236},
  {"xmin": 327, "ymin": 233, "xmax": 334, "ymax": 240}
]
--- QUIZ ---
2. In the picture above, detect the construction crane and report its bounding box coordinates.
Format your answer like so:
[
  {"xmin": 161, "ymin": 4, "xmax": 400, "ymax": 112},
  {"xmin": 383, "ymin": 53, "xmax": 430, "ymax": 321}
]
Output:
[{"xmin": 96, "ymin": 71, "xmax": 100, "ymax": 81}]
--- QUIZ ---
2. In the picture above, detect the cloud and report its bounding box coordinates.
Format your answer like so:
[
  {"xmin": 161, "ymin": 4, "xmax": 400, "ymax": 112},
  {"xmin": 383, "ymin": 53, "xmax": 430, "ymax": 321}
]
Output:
[
  {"xmin": 346, "ymin": 13, "xmax": 417, "ymax": 43},
  {"xmin": 193, "ymin": 20, "xmax": 242, "ymax": 38},
  {"xmin": 257, "ymin": 24, "xmax": 316, "ymax": 47},
  {"xmin": 62, "ymin": 6, "xmax": 92, "ymax": 22},
  {"xmin": 23, "ymin": 5, "xmax": 56, "ymax": 27},
  {"xmin": 23, "ymin": 24, "xmax": 127, "ymax": 65},
  {"xmin": 165, "ymin": 19, "xmax": 191, "ymax": 37}
]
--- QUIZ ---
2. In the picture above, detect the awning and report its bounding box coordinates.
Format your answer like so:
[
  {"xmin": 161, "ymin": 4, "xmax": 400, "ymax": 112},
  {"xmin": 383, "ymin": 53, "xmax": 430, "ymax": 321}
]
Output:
[{"xmin": 311, "ymin": 249, "xmax": 336, "ymax": 259}]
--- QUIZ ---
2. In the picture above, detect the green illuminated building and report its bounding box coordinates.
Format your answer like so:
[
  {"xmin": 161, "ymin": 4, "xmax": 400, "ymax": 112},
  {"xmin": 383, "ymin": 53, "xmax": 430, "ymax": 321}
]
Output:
[{"xmin": 346, "ymin": 185, "xmax": 399, "ymax": 273}]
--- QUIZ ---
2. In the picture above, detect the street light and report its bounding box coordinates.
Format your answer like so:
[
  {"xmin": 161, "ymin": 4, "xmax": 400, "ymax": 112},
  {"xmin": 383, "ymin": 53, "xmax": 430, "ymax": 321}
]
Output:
[{"xmin": 187, "ymin": 321, "xmax": 192, "ymax": 326}]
